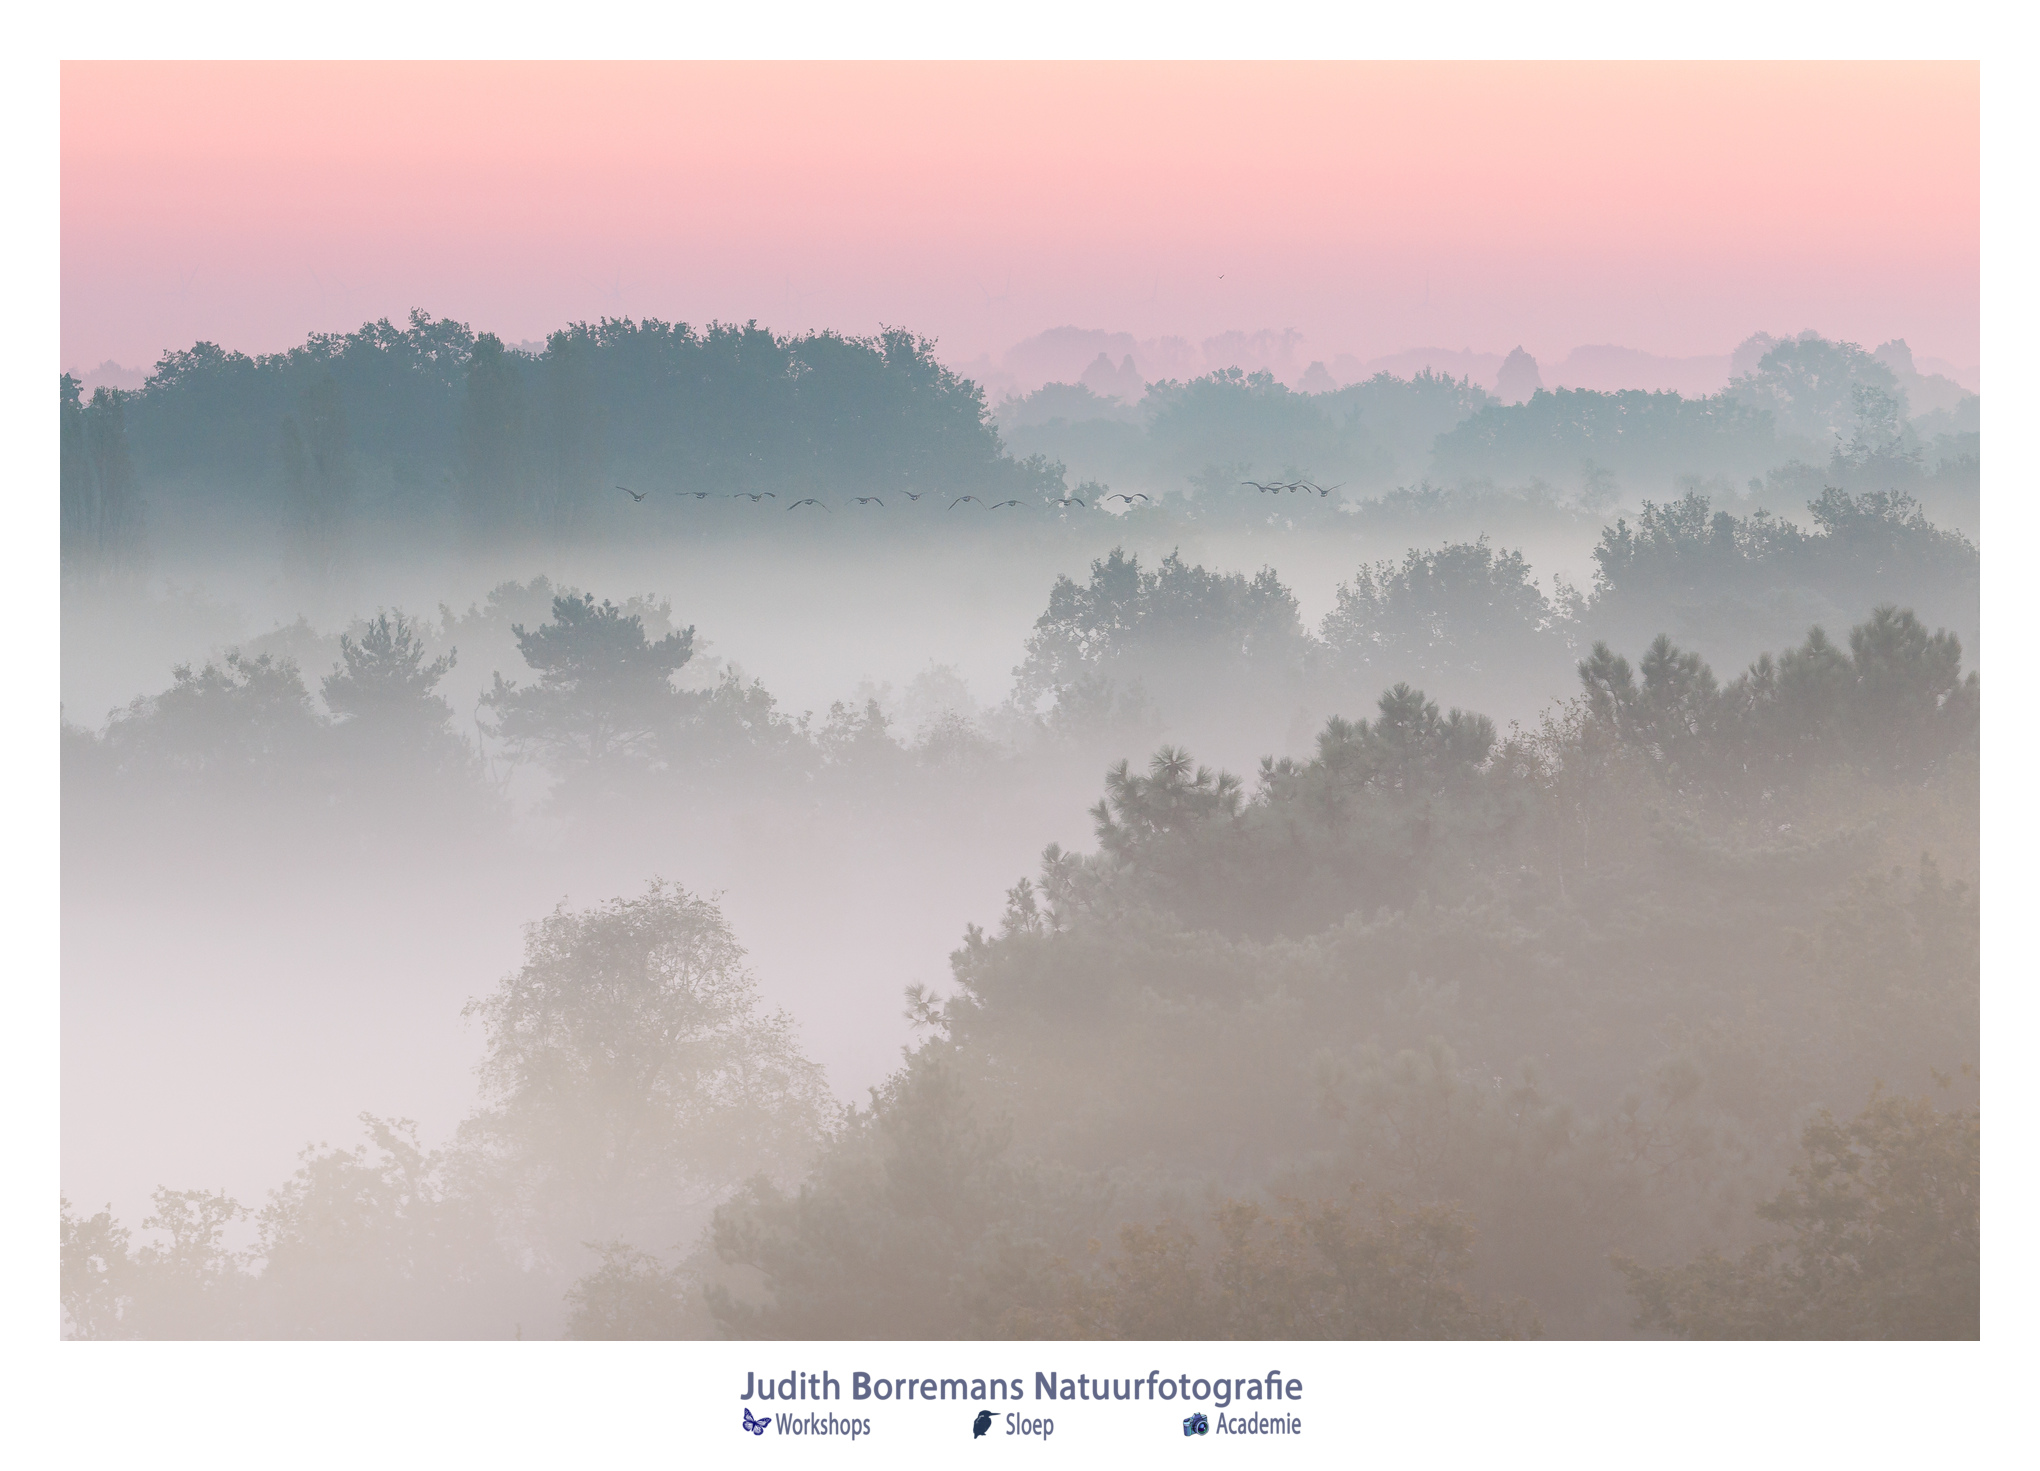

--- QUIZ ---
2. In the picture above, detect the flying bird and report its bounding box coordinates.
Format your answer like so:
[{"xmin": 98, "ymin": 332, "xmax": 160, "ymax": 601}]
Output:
[
  {"xmin": 732, "ymin": 492, "xmax": 775, "ymax": 502},
  {"xmin": 679, "ymin": 490, "xmax": 716, "ymax": 500},
  {"xmin": 1242, "ymin": 479, "xmax": 1283, "ymax": 493},
  {"xmin": 1054, "ymin": 497, "xmax": 1087, "ymax": 508},
  {"xmin": 853, "ymin": 497, "xmax": 886, "ymax": 506},
  {"xmin": 616, "ymin": 484, "xmax": 647, "ymax": 502},
  {"xmin": 949, "ymin": 496, "xmax": 983, "ymax": 509},
  {"xmin": 901, "ymin": 491, "xmax": 929, "ymax": 501},
  {"xmin": 787, "ymin": 498, "xmax": 830, "ymax": 511},
  {"xmin": 988, "ymin": 499, "xmax": 1024, "ymax": 509},
  {"xmin": 1105, "ymin": 492, "xmax": 1150, "ymax": 504}
]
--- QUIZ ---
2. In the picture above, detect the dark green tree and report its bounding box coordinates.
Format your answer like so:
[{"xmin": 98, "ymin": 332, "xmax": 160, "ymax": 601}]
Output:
[
  {"xmin": 481, "ymin": 592, "xmax": 696, "ymax": 786},
  {"xmin": 320, "ymin": 610, "xmax": 475, "ymax": 788}
]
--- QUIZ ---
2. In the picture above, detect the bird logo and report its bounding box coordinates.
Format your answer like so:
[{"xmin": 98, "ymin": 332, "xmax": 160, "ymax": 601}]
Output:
[
  {"xmin": 972, "ymin": 1410, "xmax": 993, "ymax": 1439},
  {"xmin": 742, "ymin": 1409, "xmax": 771, "ymax": 1436}
]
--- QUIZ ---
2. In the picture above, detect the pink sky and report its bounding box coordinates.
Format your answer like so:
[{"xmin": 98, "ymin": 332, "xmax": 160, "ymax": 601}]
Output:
[{"xmin": 62, "ymin": 62, "xmax": 1978, "ymax": 382}]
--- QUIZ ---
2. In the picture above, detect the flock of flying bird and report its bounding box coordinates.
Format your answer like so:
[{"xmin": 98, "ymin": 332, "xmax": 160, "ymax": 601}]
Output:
[
  {"xmin": 615, "ymin": 485, "xmax": 1153, "ymax": 511},
  {"xmin": 1241, "ymin": 478, "xmax": 1343, "ymax": 496},
  {"xmin": 614, "ymin": 479, "xmax": 1340, "ymax": 510}
]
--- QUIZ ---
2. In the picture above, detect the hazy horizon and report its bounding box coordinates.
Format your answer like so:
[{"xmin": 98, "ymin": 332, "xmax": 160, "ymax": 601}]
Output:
[{"xmin": 63, "ymin": 62, "xmax": 1977, "ymax": 376}]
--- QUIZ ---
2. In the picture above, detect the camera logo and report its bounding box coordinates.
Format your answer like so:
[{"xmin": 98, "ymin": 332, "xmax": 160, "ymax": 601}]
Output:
[
  {"xmin": 1183, "ymin": 1413, "xmax": 1209, "ymax": 1436},
  {"xmin": 974, "ymin": 1410, "xmax": 994, "ymax": 1439},
  {"xmin": 742, "ymin": 1409, "xmax": 771, "ymax": 1436}
]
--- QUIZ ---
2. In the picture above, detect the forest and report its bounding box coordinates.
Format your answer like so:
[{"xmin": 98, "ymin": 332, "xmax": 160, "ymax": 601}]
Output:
[
  {"xmin": 60, "ymin": 314, "xmax": 1977, "ymax": 577},
  {"xmin": 59, "ymin": 315, "xmax": 1980, "ymax": 1340}
]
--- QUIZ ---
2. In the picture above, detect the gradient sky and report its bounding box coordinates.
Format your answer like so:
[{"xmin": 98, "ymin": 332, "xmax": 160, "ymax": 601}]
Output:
[{"xmin": 61, "ymin": 61, "xmax": 1978, "ymax": 379}]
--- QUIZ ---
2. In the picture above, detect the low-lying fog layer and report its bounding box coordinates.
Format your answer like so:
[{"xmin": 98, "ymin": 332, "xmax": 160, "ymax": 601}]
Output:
[
  {"xmin": 59, "ymin": 324, "xmax": 1979, "ymax": 1339},
  {"xmin": 64, "ymin": 519, "xmax": 1598, "ymax": 1225}
]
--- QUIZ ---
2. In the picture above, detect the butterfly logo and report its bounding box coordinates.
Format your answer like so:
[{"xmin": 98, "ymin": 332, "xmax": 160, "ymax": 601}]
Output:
[{"xmin": 742, "ymin": 1408, "xmax": 771, "ymax": 1436}]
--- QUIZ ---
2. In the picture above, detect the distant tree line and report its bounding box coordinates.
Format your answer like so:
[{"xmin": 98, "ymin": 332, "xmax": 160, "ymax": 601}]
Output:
[
  {"xmin": 76, "ymin": 311, "xmax": 1063, "ymax": 569},
  {"xmin": 63, "ymin": 484, "xmax": 1977, "ymax": 867},
  {"xmin": 1013, "ymin": 487, "xmax": 1975, "ymax": 732},
  {"xmin": 62, "ymin": 320, "xmax": 1982, "ymax": 583},
  {"xmin": 999, "ymin": 332, "xmax": 1977, "ymax": 517},
  {"xmin": 60, "ymin": 374, "xmax": 147, "ymax": 577}
]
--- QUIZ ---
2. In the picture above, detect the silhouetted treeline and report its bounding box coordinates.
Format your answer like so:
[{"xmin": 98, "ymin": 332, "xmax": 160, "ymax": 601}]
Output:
[
  {"xmin": 1001, "ymin": 332, "xmax": 1977, "ymax": 527},
  {"xmin": 63, "ymin": 480, "xmax": 1978, "ymax": 921},
  {"xmin": 85, "ymin": 312, "xmax": 1061, "ymax": 563},
  {"xmin": 64, "ymin": 486, "xmax": 1976, "ymax": 852},
  {"xmin": 66, "ymin": 321, "xmax": 1981, "ymax": 587},
  {"xmin": 60, "ymin": 374, "xmax": 147, "ymax": 577},
  {"xmin": 1013, "ymin": 487, "xmax": 1975, "ymax": 734}
]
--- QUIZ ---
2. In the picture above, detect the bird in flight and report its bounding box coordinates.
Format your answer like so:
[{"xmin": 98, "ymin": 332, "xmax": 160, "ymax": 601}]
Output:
[
  {"xmin": 949, "ymin": 496, "xmax": 983, "ymax": 509},
  {"xmin": 1242, "ymin": 479, "xmax": 1283, "ymax": 493},
  {"xmin": 732, "ymin": 491, "xmax": 775, "ymax": 502},
  {"xmin": 988, "ymin": 499, "xmax": 1024, "ymax": 509},
  {"xmin": 787, "ymin": 498, "xmax": 830, "ymax": 511},
  {"xmin": 901, "ymin": 491, "xmax": 930, "ymax": 501},
  {"xmin": 679, "ymin": 490, "xmax": 716, "ymax": 500},
  {"xmin": 1303, "ymin": 480, "xmax": 1342, "ymax": 497},
  {"xmin": 616, "ymin": 484, "xmax": 647, "ymax": 502},
  {"xmin": 1105, "ymin": 492, "xmax": 1150, "ymax": 504},
  {"xmin": 853, "ymin": 496, "xmax": 886, "ymax": 506},
  {"xmin": 1054, "ymin": 497, "xmax": 1087, "ymax": 508}
]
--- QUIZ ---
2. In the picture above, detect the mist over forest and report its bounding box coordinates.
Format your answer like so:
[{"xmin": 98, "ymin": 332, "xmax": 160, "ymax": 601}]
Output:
[{"xmin": 61, "ymin": 310, "xmax": 1978, "ymax": 1340}]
